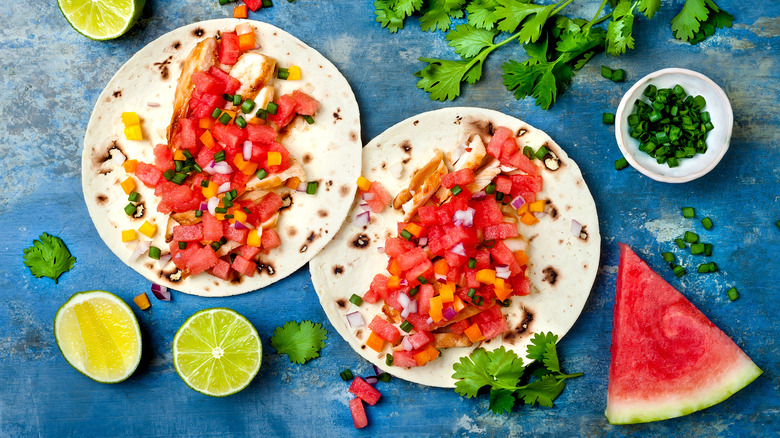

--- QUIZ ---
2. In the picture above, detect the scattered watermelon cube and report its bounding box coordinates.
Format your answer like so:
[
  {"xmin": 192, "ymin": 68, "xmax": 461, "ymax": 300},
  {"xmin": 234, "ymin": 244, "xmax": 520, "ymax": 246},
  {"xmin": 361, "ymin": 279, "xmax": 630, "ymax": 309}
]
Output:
[
  {"xmin": 348, "ymin": 377, "xmax": 381, "ymax": 406},
  {"xmin": 348, "ymin": 397, "xmax": 368, "ymax": 429},
  {"xmin": 368, "ymin": 315, "xmax": 401, "ymax": 344}
]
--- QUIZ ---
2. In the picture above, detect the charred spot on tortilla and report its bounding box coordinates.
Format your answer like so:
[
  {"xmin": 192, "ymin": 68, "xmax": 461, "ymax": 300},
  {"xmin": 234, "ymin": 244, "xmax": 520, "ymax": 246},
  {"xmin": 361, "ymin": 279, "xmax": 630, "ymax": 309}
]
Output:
[
  {"xmin": 333, "ymin": 265, "xmax": 344, "ymax": 275},
  {"xmin": 505, "ymin": 309, "xmax": 534, "ymax": 344},
  {"xmin": 542, "ymin": 266, "xmax": 558, "ymax": 285},
  {"xmin": 279, "ymin": 194, "xmax": 293, "ymax": 210},
  {"xmin": 257, "ymin": 262, "xmax": 275, "ymax": 276},
  {"xmin": 132, "ymin": 203, "xmax": 145, "ymax": 219},
  {"xmin": 355, "ymin": 330, "xmax": 363, "ymax": 338},
  {"xmin": 96, "ymin": 194, "xmax": 108, "ymax": 206},
  {"xmin": 317, "ymin": 209, "xmax": 328, "ymax": 218},
  {"xmin": 400, "ymin": 140, "xmax": 412, "ymax": 154},
  {"xmin": 144, "ymin": 261, "xmax": 154, "ymax": 270},
  {"xmin": 464, "ymin": 117, "xmax": 493, "ymax": 139},
  {"xmin": 166, "ymin": 269, "xmax": 184, "ymax": 283},
  {"xmin": 516, "ymin": 128, "xmax": 528, "ymax": 137},
  {"xmin": 112, "ymin": 90, "xmax": 122, "ymax": 98},
  {"xmin": 544, "ymin": 150, "xmax": 562, "ymax": 171},
  {"xmin": 578, "ymin": 226, "xmax": 589, "ymax": 241},
  {"xmin": 286, "ymin": 226, "xmax": 297, "ymax": 237},
  {"xmin": 230, "ymin": 275, "xmax": 244, "ymax": 284},
  {"xmin": 352, "ymin": 234, "xmax": 369, "ymax": 249},
  {"xmin": 402, "ymin": 157, "xmax": 411, "ymax": 164},
  {"xmin": 302, "ymin": 153, "xmax": 313, "ymax": 164},
  {"xmin": 336, "ymin": 299, "xmax": 347, "ymax": 309},
  {"xmin": 339, "ymin": 185, "xmax": 350, "ymax": 197},
  {"xmin": 454, "ymin": 115, "xmax": 462, "ymax": 125},
  {"xmin": 172, "ymin": 41, "xmax": 181, "ymax": 50},
  {"xmin": 192, "ymin": 28, "xmax": 204, "ymax": 37},
  {"xmin": 154, "ymin": 56, "xmax": 173, "ymax": 80},
  {"xmin": 326, "ymin": 180, "xmax": 333, "ymax": 187},
  {"xmin": 350, "ymin": 131, "xmax": 358, "ymax": 142},
  {"xmin": 333, "ymin": 108, "xmax": 342, "ymax": 121},
  {"xmin": 413, "ymin": 120, "xmax": 419, "ymax": 126},
  {"xmin": 550, "ymin": 206, "xmax": 559, "ymax": 220},
  {"xmin": 360, "ymin": 345, "xmax": 366, "ymax": 350},
  {"xmin": 300, "ymin": 244, "xmax": 308, "ymax": 253},
  {"xmin": 307, "ymin": 231, "xmax": 319, "ymax": 243}
]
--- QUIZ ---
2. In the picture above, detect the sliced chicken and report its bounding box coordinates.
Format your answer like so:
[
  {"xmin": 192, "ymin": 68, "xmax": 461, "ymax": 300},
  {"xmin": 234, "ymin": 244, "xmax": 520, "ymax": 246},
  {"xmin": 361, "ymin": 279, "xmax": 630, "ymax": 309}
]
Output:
[
  {"xmin": 392, "ymin": 151, "xmax": 448, "ymax": 221},
  {"xmin": 245, "ymin": 158, "xmax": 306, "ymax": 191},
  {"xmin": 435, "ymin": 135, "xmax": 487, "ymax": 204},
  {"xmin": 167, "ymin": 37, "xmax": 219, "ymax": 142},
  {"xmin": 433, "ymin": 333, "xmax": 473, "ymax": 349}
]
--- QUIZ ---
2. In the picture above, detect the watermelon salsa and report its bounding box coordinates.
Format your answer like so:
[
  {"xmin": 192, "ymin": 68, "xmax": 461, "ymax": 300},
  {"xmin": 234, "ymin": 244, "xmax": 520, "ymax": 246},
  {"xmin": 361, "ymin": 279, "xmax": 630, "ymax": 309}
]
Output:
[
  {"xmin": 354, "ymin": 126, "xmax": 546, "ymax": 368},
  {"xmin": 120, "ymin": 24, "xmax": 320, "ymax": 282}
]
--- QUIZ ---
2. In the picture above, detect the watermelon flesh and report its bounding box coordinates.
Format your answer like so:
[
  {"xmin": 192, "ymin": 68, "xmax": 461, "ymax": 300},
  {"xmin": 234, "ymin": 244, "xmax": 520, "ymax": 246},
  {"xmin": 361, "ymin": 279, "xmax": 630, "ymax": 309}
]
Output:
[{"xmin": 606, "ymin": 244, "xmax": 762, "ymax": 424}]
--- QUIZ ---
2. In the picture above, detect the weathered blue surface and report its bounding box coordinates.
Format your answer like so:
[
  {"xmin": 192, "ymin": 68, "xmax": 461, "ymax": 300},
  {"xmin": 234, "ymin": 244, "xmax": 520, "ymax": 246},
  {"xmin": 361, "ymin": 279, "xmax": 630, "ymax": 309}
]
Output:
[{"xmin": 0, "ymin": 1, "xmax": 778, "ymax": 436}]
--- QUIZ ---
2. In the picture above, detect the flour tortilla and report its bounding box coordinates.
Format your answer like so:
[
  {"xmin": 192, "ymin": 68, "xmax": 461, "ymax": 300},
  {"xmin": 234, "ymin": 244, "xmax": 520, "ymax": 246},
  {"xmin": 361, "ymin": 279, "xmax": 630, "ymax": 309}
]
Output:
[
  {"xmin": 310, "ymin": 107, "xmax": 600, "ymax": 387},
  {"xmin": 83, "ymin": 19, "xmax": 361, "ymax": 296}
]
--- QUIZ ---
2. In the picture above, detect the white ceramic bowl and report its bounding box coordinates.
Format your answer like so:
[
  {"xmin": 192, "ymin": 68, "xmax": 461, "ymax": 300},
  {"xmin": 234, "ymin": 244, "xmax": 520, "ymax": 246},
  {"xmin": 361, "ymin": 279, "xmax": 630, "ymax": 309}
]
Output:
[{"xmin": 614, "ymin": 68, "xmax": 733, "ymax": 183}]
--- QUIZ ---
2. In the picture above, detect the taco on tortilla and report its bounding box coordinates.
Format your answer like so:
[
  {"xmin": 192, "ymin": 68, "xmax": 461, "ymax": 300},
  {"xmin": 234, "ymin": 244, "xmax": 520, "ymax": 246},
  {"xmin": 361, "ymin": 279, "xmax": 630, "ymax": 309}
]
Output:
[
  {"xmin": 310, "ymin": 108, "xmax": 600, "ymax": 387},
  {"xmin": 83, "ymin": 19, "xmax": 361, "ymax": 296}
]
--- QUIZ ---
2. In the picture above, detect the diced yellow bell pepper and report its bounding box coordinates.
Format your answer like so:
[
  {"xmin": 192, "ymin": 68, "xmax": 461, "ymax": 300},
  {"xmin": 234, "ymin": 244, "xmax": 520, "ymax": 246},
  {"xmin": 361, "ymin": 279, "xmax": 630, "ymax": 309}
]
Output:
[
  {"xmin": 429, "ymin": 296, "xmax": 443, "ymax": 322},
  {"xmin": 405, "ymin": 223, "xmax": 423, "ymax": 238},
  {"xmin": 123, "ymin": 159, "xmax": 138, "ymax": 173},
  {"xmin": 387, "ymin": 275, "xmax": 401, "ymax": 290},
  {"xmin": 356, "ymin": 176, "xmax": 371, "ymax": 192},
  {"xmin": 124, "ymin": 125, "xmax": 143, "ymax": 141},
  {"xmin": 494, "ymin": 278, "xmax": 513, "ymax": 301},
  {"xmin": 202, "ymin": 181, "xmax": 218, "ymax": 199},
  {"xmin": 529, "ymin": 200, "xmax": 546, "ymax": 212},
  {"xmin": 133, "ymin": 293, "xmax": 151, "ymax": 310},
  {"xmin": 230, "ymin": 209, "xmax": 248, "ymax": 225},
  {"xmin": 464, "ymin": 323, "xmax": 484, "ymax": 343},
  {"xmin": 517, "ymin": 204, "xmax": 529, "ymax": 215},
  {"xmin": 514, "ymin": 250, "xmax": 529, "ymax": 266},
  {"xmin": 287, "ymin": 65, "xmax": 302, "ymax": 80},
  {"xmin": 247, "ymin": 229, "xmax": 262, "ymax": 247},
  {"xmin": 241, "ymin": 161, "xmax": 259, "ymax": 175},
  {"xmin": 521, "ymin": 212, "xmax": 539, "ymax": 226},
  {"xmin": 476, "ymin": 269, "xmax": 496, "ymax": 285},
  {"xmin": 366, "ymin": 331, "xmax": 385, "ymax": 353},
  {"xmin": 138, "ymin": 221, "xmax": 157, "ymax": 238},
  {"xmin": 173, "ymin": 150, "xmax": 186, "ymax": 161},
  {"xmin": 452, "ymin": 296, "xmax": 466, "ymax": 312},
  {"xmin": 120, "ymin": 177, "xmax": 136, "ymax": 195},
  {"xmin": 200, "ymin": 130, "xmax": 216, "ymax": 149},
  {"xmin": 413, "ymin": 344, "xmax": 440, "ymax": 366},
  {"xmin": 121, "ymin": 229, "xmax": 137, "ymax": 242},
  {"xmin": 439, "ymin": 282, "xmax": 455, "ymax": 303},
  {"xmin": 285, "ymin": 177, "xmax": 302, "ymax": 189},
  {"xmin": 267, "ymin": 151, "xmax": 282, "ymax": 166},
  {"xmin": 121, "ymin": 112, "xmax": 140, "ymax": 126}
]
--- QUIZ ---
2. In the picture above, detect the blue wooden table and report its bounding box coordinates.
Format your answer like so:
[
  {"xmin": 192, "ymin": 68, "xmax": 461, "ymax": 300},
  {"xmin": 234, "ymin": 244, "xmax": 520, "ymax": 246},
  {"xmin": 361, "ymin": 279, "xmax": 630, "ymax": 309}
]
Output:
[{"xmin": 1, "ymin": 1, "xmax": 777, "ymax": 436}]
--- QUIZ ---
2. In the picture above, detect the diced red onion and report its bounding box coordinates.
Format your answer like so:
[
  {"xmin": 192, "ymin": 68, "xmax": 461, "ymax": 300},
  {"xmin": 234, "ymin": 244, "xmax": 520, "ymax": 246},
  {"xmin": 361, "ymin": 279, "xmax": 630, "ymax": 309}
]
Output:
[
  {"xmin": 496, "ymin": 265, "xmax": 511, "ymax": 279},
  {"xmin": 111, "ymin": 149, "xmax": 126, "ymax": 166},
  {"xmin": 435, "ymin": 273, "xmax": 447, "ymax": 283},
  {"xmin": 361, "ymin": 193, "xmax": 375, "ymax": 202},
  {"xmin": 345, "ymin": 311, "xmax": 365, "ymax": 328},
  {"xmin": 199, "ymin": 202, "xmax": 208, "ymax": 211},
  {"xmin": 450, "ymin": 242, "xmax": 466, "ymax": 257},
  {"xmin": 365, "ymin": 376, "xmax": 379, "ymax": 385},
  {"xmin": 399, "ymin": 279, "xmax": 408, "ymax": 287},
  {"xmin": 398, "ymin": 293, "xmax": 411, "ymax": 309},
  {"xmin": 359, "ymin": 202, "xmax": 371, "ymax": 211},
  {"xmin": 418, "ymin": 237, "xmax": 428, "ymax": 246},
  {"xmin": 373, "ymin": 365, "xmax": 383, "ymax": 376},
  {"xmin": 234, "ymin": 221, "xmax": 248, "ymax": 230},
  {"xmin": 571, "ymin": 219, "xmax": 582, "ymax": 237},
  {"xmin": 204, "ymin": 160, "xmax": 216, "ymax": 174},
  {"xmin": 443, "ymin": 307, "xmax": 458, "ymax": 320},
  {"xmin": 213, "ymin": 162, "xmax": 233, "ymax": 175},
  {"xmin": 297, "ymin": 182, "xmax": 308, "ymax": 192},
  {"xmin": 400, "ymin": 306, "xmax": 411, "ymax": 319},
  {"xmin": 377, "ymin": 246, "xmax": 385, "ymax": 254},
  {"xmin": 208, "ymin": 197, "xmax": 219, "ymax": 215},
  {"xmin": 426, "ymin": 317, "xmax": 434, "ymax": 325},
  {"xmin": 354, "ymin": 211, "xmax": 370, "ymax": 228},
  {"xmin": 243, "ymin": 141, "xmax": 252, "ymax": 161},
  {"xmin": 389, "ymin": 162, "xmax": 403, "ymax": 179},
  {"xmin": 407, "ymin": 300, "xmax": 417, "ymax": 314},
  {"xmin": 129, "ymin": 240, "xmax": 151, "ymax": 262},
  {"xmin": 235, "ymin": 23, "xmax": 253, "ymax": 35},
  {"xmin": 511, "ymin": 196, "xmax": 526, "ymax": 209},
  {"xmin": 147, "ymin": 102, "xmax": 160, "ymax": 107},
  {"xmin": 151, "ymin": 283, "xmax": 171, "ymax": 301},
  {"xmin": 217, "ymin": 182, "xmax": 231, "ymax": 194},
  {"xmin": 471, "ymin": 191, "xmax": 487, "ymax": 200},
  {"xmin": 402, "ymin": 337, "xmax": 413, "ymax": 351},
  {"xmin": 452, "ymin": 208, "xmax": 475, "ymax": 228},
  {"xmin": 158, "ymin": 254, "xmax": 172, "ymax": 265}
]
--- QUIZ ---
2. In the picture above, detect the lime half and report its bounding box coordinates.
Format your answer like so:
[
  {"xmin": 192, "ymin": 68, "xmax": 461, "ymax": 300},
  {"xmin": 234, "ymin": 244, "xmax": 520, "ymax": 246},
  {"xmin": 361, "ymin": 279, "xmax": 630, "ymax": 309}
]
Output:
[
  {"xmin": 54, "ymin": 290, "xmax": 142, "ymax": 383},
  {"xmin": 57, "ymin": 0, "xmax": 145, "ymax": 41},
  {"xmin": 173, "ymin": 308, "xmax": 262, "ymax": 397}
]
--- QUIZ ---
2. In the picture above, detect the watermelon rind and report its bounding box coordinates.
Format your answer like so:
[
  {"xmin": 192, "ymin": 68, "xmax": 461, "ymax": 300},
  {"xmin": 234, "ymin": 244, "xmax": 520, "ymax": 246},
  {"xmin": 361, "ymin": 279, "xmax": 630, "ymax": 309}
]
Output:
[{"xmin": 606, "ymin": 356, "xmax": 762, "ymax": 424}]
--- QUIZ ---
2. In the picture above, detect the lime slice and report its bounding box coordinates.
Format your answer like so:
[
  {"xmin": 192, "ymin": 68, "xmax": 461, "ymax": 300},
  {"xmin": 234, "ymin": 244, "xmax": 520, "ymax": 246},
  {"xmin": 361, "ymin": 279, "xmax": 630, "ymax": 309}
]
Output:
[
  {"xmin": 54, "ymin": 290, "xmax": 142, "ymax": 383},
  {"xmin": 173, "ymin": 308, "xmax": 262, "ymax": 397},
  {"xmin": 57, "ymin": 0, "xmax": 145, "ymax": 41}
]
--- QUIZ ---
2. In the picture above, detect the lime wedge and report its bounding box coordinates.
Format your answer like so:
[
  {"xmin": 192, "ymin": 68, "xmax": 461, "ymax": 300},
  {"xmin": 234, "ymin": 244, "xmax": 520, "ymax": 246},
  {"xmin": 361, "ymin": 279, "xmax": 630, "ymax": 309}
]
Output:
[
  {"xmin": 57, "ymin": 0, "xmax": 145, "ymax": 41},
  {"xmin": 173, "ymin": 308, "xmax": 262, "ymax": 397},
  {"xmin": 54, "ymin": 290, "xmax": 142, "ymax": 383}
]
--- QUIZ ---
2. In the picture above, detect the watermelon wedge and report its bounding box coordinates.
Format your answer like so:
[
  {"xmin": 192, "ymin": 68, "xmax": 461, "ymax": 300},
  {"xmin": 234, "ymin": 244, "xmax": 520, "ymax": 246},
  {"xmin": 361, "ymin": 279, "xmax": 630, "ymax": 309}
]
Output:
[{"xmin": 606, "ymin": 244, "xmax": 762, "ymax": 424}]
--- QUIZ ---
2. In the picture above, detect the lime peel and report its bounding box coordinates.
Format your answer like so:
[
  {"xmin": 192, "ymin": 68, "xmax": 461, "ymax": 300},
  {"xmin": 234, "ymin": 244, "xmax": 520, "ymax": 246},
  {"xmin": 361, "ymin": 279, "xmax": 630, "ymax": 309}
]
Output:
[{"xmin": 57, "ymin": 0, "xmax": 146, "ymax": 41}]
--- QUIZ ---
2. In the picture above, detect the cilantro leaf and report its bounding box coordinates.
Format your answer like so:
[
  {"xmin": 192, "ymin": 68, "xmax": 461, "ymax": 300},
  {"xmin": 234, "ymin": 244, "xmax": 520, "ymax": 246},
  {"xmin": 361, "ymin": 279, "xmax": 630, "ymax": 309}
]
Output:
[
  {"xmin": 415, "ymin": 57, "xmax": 484, "ymax": 101},
  {"xmin": 270, "ymin": 321, "xmax": 327, "ymax": 364},
  {"xmin": 688, "ymin": 7, "xmax": 733, "ymax": 44},
  {"xmin": 392, "ymin": 0, "xmax": 424, "ymax": 16},
  {"xmin": 494, "ymin": 0, "xmax": 554, "ymax": 44},
  {"xmin": 467, "ymin": 0, "xmax": 501, "ymax": 30},
  {"xmin": 446, "ymin": 24, "xmax": 498, "ymax": 59},
  {"xmin": 516, "ymin": 375, "xmax": 566, "ymax": 407},
  {"xmin": 485, "ymin": 346, "xmax": 526, "ymax": 388},
  {"xmin": 489, "ymin": 388, "xmax": 515, "ymax": 414},
  {"xmin": 501, "ymin": 58, "xmax": 572, "ymax": 110},
  {"xmin": 452, "ymin": 347, "xmax": 494, "ymax": 397},
  {"xmin": 23, "ymin": 233, "xmax": 76, "ymax": 283},
  {"xmin": 526, "ymin": 331, "xmax": 559, "ymax": 362},
  {"xmin": 671, "ymin": 0, "xmax": 710, "ymax": 42},
  {"xmin": 374, "ymin": 0, "xmax": 407, "ymax": 33},
  {"xmin": 606, "ymin": 0, "xmax": 635, "ymax": 56},
  {"xmin": 420, "ymin": 0, "xmax": 466, "ymax": 32},
  {"xmin": 637, "ymin": 0, "xmax": 661, "ymax": 19},
  {"xmin": 542, "ymin": 341, "xmax": 560, "ymax": 373}
]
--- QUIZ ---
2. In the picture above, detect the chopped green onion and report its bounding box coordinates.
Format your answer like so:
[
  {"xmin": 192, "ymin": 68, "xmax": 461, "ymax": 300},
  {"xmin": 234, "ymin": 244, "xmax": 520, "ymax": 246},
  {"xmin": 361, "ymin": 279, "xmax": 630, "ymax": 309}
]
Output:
[
  {"xmin": 223, "ymin": 94, "xmax": 233, "ymax": 101},
  {"xmin": 214, "ymin": 150, "xmax": 226, "ymax": 162},
  {"xmin": 672, "ymin": 265, "xmax": 686, "ymax": 277},
  {"xmin": 400, "ymin": 320, "xmax": 413, "ymax": 332},
  {"xmin": 690, "ymin": 243, "xmax": 705, "ymax": 255},
  {"xmin": 266, "ymin": 102, "xmax": 278, "ymax": 115},
  {"xmin": 472, "ymin": 296, "xmax": 484, "ymax": 306},
  {"xmin": 339, "ymin": 369, "xmax": 353, "ymax": 381},
  {"xmin": 451, "ymin": 185, "xmax": 462, "ymax": 196},
  {"xmin": 600, "ymin": 66, "xmax": 613, "ymax": 80},
  {"xmin": 215, "ymin": 207, "xmax": 227, "ymax": 214},
  {"xmin": 148, "ymin": 246, "xmax": 161, "ymax": 260},
  {"xmin": 163, "ymin": 169, "xmax": 175, "ymax": 181},
  {"xmin": 467, "ymin": 288, "xmax": 476, "ymax": 298},
  {"xmin": 195, "ymin": 210, "xmax": 203, "ymax": 217},
  {"xmin": 377, "ymin": 373, "xmax": 391, "ymax": 382},
  {"xmin": 704, "ymin": 243, "xmax": 713, "ymax": 257},
  {"xmin": 467, "ymin": 258, "xmax": 476, "ymax": 270},
  {"xmin": 219, "ymin": 237, "xmax": 228, "ymax": 245},
  {"xmin": 611, "ymin": 69, "xmax": 625, "ymax": 82},
  {"xmin": 675, "ymin": 238, "xmax": 686, "ymax": 249},
  {"xmin": 277, "ymin": 68, "xmax": 290, "ymax": 80},
  {"xmin": 701, "ymin": 217, "xmax": 713, "ymax": 230},
  {"xmin": 256, "ymin": 108, "xmax": 268, "ymax": 119},
  {"xmin": 682, "ymin": 207, "xmax": 695, "ymax": 218},
  {"xmin": 400, "ymin": 229, "xmax": 412, "ymax": 241},
  {"xmin": 523, "ymin": 146, "xmax": 535, "ymax": 160},
  {"xmin": 727, "ymin": 287, "xmax": 739, "ymax": 301},
  {"xmin": 211, "ymin": 241, "xmax": 222, "ymax": 251},
  {"xmin": 495, "ymin": 192, "xmax": 504, "ymax": 202},
  {"xmin": 241, "ymin": 99, "xmax": 255, "ymax": 114},
  {"xmin": 499, "ymin": 299, "xmax": 511, "ymax": 307},
  {"xmin": 602, "ymin": 113, "xmax": 615, "ymax": 124},
  {"xmin": 256, "ymin": 169, "xmax": 268, "ymax": 180},
  {"xmin": 306, "ymin": 181, "xmax": 318, "ymax": 195},
  {"xmin": 235, "ymin": 115, "xmax": 247, "ymax": 129},
  {"xmin": 124, "ymin": 203, "xmax": 136, "ymax": 216},
  {"xmin": 303, "ymin": 115, "xmax": 315, "ymax": 124},
  {"xmin": 178, "ymin": 241, "xmax": 188, "ymax": 250},
  {"xmin": 200, "ymin": 180, "xmax": 210, "ymax": 187},
  {"xmin": 614, "ymin": 157, "xmax": 628, "ymax": 170},
  {"xmin": 683, "ymin": 231, "xmax": 698, "ymax": 243},
  {"xmin": 534, "ymin": 146, "xmax": 550, "ymax": 160},
  {"xmin": 128, "ymin": 191, "xmax": 140, "ymax": 202},
  {"xmin": 211, "ymin": 108, "xmax": 222, "ymax": 119},
  {"xmin": 417, "ymin": 276, "xmax": 428, "ymax": 284},
  {"xmin": 218, "ymin": 112, "xmax": 232, "ymax": 125},
  {"xmin": 408, "ymin": 286, "xmax": 419, "ymax": 297},
  {"xmin": 224, "ymin": 214, "xmax": 234, "ymax": 219},
  {"xmin": 662, "ymin": 252, "xmax": 675, "ymax": 262},
  {"xmin": 171, "ymin": 173, "xmax": 187, "ymax": 185},
  {"xmin": 385, "ymin": 354, "xmax": 394, "ymax": 366},
  {"xmin": 222, "ymin": 198, "xmax": 233, "ymax": 208},
  {"xmin": 348, "ymin": 294, "xmax": 363, "ymax": 306},
  {"xmin": 482, "ymin": 239, "xmax": 496, "ymax": 249},
  {"xmin": 233, "ymin": 94, "xmax": 241, "ymax": 106},
  {"xmin": 193, "ymin": 163, "xmax": 203, "ymax": 173},
  {"xmin": 485, "ymin": 182, "xmax": 496, "ymax": 195},
  {"xmin": 242, "ymin": 207, "xmax": 251, "ymax": 215}
]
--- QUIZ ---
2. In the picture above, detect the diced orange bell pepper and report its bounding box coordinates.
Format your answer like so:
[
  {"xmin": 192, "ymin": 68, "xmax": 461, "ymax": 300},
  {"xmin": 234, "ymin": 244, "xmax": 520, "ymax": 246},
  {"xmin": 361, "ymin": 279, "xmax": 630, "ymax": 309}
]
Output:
[
  {"xmin": 233, "ymin": 4, "xmax": 248, "ymax": 18},
  {"xmin": 199, "ymin": 117, "xmax": 215, "ymax": 130},
  {"xmin": 138, "ymin": 221, "xmax": 157, "ymax": 238},
  {"xmin": 133, "ymin": 293, "xmax": 151, "ymax": 310},
  {"xmin": 387, "ymin": 275, "xmax": 401, "ymax": 290},
  {"xmin": 202, "ymin": 180, "xmax": 218, "ymax": 198},
  {"xmin": 121, "ymin": 229, "xmax": 137, "ymax": 242},
  {"xmin": 123, "ymin": 159, "xmax": 138, "ymax": 173},
  {"xmin": 388, "ymin": 259, "xmax": 402, "ymax": 276},
  {"xmin": 405, "ymin": 223, "xmax": 423, "ymax": 237},
  {"xmin": 475, "ymin": 269, "xmax": 496, "ymax": 285},
  {"xmin": 241, "ymin": 161, "xmax": 259, "ymax": 175},
  {"xmin": 233, "ymin": 153, "xmax": 250, "ymax": 171},
  {"xmin": 120, "ymin": 177, "xmax": 136, "ymax": 195},
  {"xmin": 287, "ymin": 66, "xmax": 301, "ymax": 80},
  {"xmin": 514, "ymin": 250, "xmax": 529, "ymax": 266},
  {"xmin": 229, "ymin": 209, "xmax": 248, "ymax": 225},
  {"xmin": 366, "ymin": 331, "xmax": 385, "ymax": 353},
  {"xmin": 413, "ymin": 344, "xmax": 440, "ymax": 366},
  {"xmin": 173, "ymin": 150, "xmax": 186, "ymax": 161},
  {"xmin": 521, "ymin": 212, "xmax": 539, "ymax": 226},
  {"xmin": 439, "ymin": 282, "xmax": 455, "ymax": 303},
  {"xmin": 529, "ymin": 200, "xmax": 546, "ymax": 212},
  {"xmin": 429, "ymin": 296, "xmax": 443, "ymax": 322},
  {"xmin": 517, "ymin": 204, "xmax": 529, "ymax": 215},
  {"xmin": 285, "ymin": 177, "xmax": 301, "ymax": 190},
  {"xmin": 433, "ymin": 259, "xmax": 449, "ymax": 276},
  {"xmin": 200, "ymin": 130, "xmax": 216, "ymax": 149},
  {"xmin": 452, "ymin": 296, "xmax": 466, "ymax": 312},
  {"xmin": 464, "ymin": 323, "xmax": 484, "ymax": 343},
  {"xmin": 247, "ymin": 229, "xmax": 262, "ymax": 247},
  {"xmin": 494, "ymin": 278, "xmax": 513, "ymax": 301},
  {"xmin": 238, "ymin": 32, "xmax": 255, "ymax": 51}
]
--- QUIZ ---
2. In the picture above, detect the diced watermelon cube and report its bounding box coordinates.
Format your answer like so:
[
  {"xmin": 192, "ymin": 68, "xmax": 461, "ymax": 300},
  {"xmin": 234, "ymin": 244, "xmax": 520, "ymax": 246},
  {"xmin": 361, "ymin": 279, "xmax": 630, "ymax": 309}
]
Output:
[
  {"xmin": 196, "ymin": 145, "xmax": 218, "ymax": 169},
  {"xmin": 495, "ymin": 175, "xmax": 512, "ymax": 194},
  {"xmin": 348, "ymin": 377, "xmax": 382, "ymax": 406},
  {"xmin": 267, "ymin": 94, "xmax": 297, "ymax": 128},
  {"xmin": 392, "ymin": 350, "xmax": 420, "ymax": 368},
  {"xmin": 218, "ymin": 32, "xmax": 240, "ymax": 65},
  {"xmin": 348, "ymin": 397, "xmax": 368, "ymax": 429},
  {"xmin": 246, "ymin": 124, "xmax": 277, "ymax": 144},
  {"xmin": 490, "ymin": 241, "xmax": 522, "ymax": 276},
  {"xmin": 244, "ymin": 0, "xmax": 262, "ymax": 11},
  {"xmin": 504, "ymin": 150, "xmax": 538, "ymax": 177},
  {"xmin": 255, "ymin": 192, "xmax": 283, "ymax": 223},
  {"xmin": 404, "ymin": 259, "xmax": 433, "ymax": 285},
  {"xmin": 473, "ymin": 199, "xmax": 505, "ymax": 228},
  {"xmin": 161, "ymin": 184, "xmax": 202, "ymax": 213},
  {"xmin": 511, "ymin": 269, "xmax": 531, "ymax": 296},
  {"xmin": 408, "ymin": 331, "xmax": 434, "ymax": 350},
  {"xmin": 210, "ymin": 259, "xmax": 232, "ymax": 281},
  {"xmin": 208, "ymin": 66, "xmax": 241, "ymax": 94},
  {"xmin": 384, "ymin": 237, "xmax": 415, "ymax": 258},
  {"xmin": 363, "ymin": 288, "xmax": 380, "ymax": 304},
  {"xmin": 439, "ymin": 225, "xmax": 470, "ymax": 252},
  {"xmin": 192, "ymin": 71, "xmax": 225, "ymax": 95},
  {"xmin": 174, "ymin": 118, "xmax": 202, "ymax": 152},
  {"xmin": 223, "ymin": 222, "xmax": 248, "ymax": 244},
  {"xmin": 484, "ymin": 223, "xmax": 519, "ymax": 240},
  {"xmin": 366, "ymin": 181, "xmax": 392, "ymax": 214},
  {"xmin": 231, "ymin": 254, "xmax": 256, "ymax": 277},
  {"xmin": 153, "ymin": 144, "xmax": 174, "ymax": 171},
  {"xmin": 169, "ymin": 241, "xmax": 201, "ymax": 271},
  {"xmin": 172, "ymin": 224, "xmax": 204, "ymax": 242},
  {"xmin": 261, "ymin": 228, "xmax": 281, "ymax": 250},
  {"xmin": 418, "ymin": 284, "xmax": 434, "ymax": 316},
  {"xmin": 441, "ymin": 168, "xmax": 474, "ymax": 189},
  {"xmin": 499, "ymin": 136, "xmax": 519, "ymax": 162},
  {"xmin": 211, "ymin": 123, "xmax": 246, "ymax": 150},
  {"xmin": 187, "ymin": 246, "xmax": 220, "ymax": 275},
  {"xmin": 405, "ymin": 312, "xmax": 432, "ymax": 332},
  {"xmin": 290, "ymin": 90, "xmax": 319, "ymax": 116},
  {"xmin": 510, "ymin": 174, "xmax": 543, "ymax": 195},
  {"xmin": 135, "ymin": 162, "xmax": 163, "ymax": 188},
  {"xmin": 396, "ymin": 247, "xmax": 428, "ymax": 271},
  {"xmin": 487, "ymin": 126, "xmax": 513, "ymax": 158},
  {"xmin": 444, "ymin": 250, "xmax": 467, "ymax": 270},
  {"xmin": 231, "ymin": 171, "xmax": 251, "ymax": 194},
  {"xmin": 236, "ymin": 244, "xmax": 261, "ymax": 261},
  {"xmin": 475, "ymin": 250, "xmax": 491, "ymax": 270},
  {"xmin": 417, "ymin": 206, "xmax": 440, "ymax": 226},
  {"xmin": 257, "ymin": 141, "xmax": 291, "ymax": 174},
  {"xmin": 449, "ymin": 319, "xmax": 471, "ymax": 335},
  {"xmin": 190, "ymin": 92, "xmax": 224, "ymax": 119},
  {"xmin": 470, "ymin": 306, "xmax": 508, "ymax": 340},
  {"xmin": 465, "ymin": 269, "xmax": 480, "ymax": 288},
  {"xmin": 368, "ymin": 315, "xmax": 401, "ymax": 344},
  {"xmin": 200, "ymin": 213, "xmax": 222, "ymax": 243},
  {"xmin": 446, "ymin": 264, "xmax": 462, "ymax": 284}
]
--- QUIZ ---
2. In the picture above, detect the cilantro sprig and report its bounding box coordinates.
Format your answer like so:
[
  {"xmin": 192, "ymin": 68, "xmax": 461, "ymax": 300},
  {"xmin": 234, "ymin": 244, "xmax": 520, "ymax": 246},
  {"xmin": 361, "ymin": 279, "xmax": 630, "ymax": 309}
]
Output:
[
  {"xmin": 375, "ymin": 0, "xmax": 732, "ymax": 108},
  {"xmin": 270, "ymin": 320, "xmax": 328, "ymax": 364},
  {"xmin": 22, "ymin": 233, "xmax": 76, "ymax": 284},
  {"xmin": 452, "ymin": 332, "xmax": 583, "ymax": 413}
]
